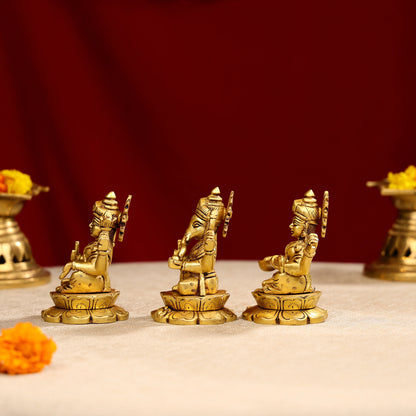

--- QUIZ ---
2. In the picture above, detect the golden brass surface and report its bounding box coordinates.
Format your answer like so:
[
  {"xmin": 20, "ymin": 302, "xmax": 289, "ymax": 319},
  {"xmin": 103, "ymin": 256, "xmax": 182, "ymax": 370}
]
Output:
[
  {"xmin": 49, "ymin": 289, "xmax": 120, "ymax": 310},
  {"xmin": 152, "ymin": 187, "xmax": 236, "ymax": 325},
  {"xmin": 0, "ymin": 185, "xmax": 50, "ymax": 289},
  {"xmin": 160, "ymin": 290, "xmax": 230, "ymax": 311},
  {"xmin": 151, "ymin": 306, "xmax": 236, "ymax": 325},
  {"xmin": 42, "ymin": 289, "xmax": 128, "ymax": 324},
  {"xmin": 242, "ymin": 306, "xmax": 327, "ymax": 325},
  {"xmin": 364, "ymin": 183, "xmax": 416, "ymax": 281},
  {"xmin": 252, "ymin": 289, "xmax": 321, "ymax": 310},
  {"xmin": 243, "ymin": 189, "xmax": 328, "ymax": 325},
  {"xmin": 41, "ymin": 305, "xmax": 128, "ymax": 324},
  {"xmin": 42, "ymin": 191, "xmax": 131, "ymax": 324}
]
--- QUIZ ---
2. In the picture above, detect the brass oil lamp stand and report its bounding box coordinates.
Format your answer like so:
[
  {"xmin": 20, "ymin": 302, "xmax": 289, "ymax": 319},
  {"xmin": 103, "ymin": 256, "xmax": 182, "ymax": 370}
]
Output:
[
  {"xmin": 0, "ymin": 187, "xmax": 50, "ymax": 288},
  {"xmin": 365, "ymin": 183, "xmax": 416, "ymax": 281}
]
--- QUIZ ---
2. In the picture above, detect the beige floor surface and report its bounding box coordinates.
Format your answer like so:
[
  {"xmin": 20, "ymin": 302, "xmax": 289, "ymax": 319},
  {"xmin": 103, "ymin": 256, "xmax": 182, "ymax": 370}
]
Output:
[{"xmin": 0, "ymin": 261, "xmax": 415, "ymax": 416}]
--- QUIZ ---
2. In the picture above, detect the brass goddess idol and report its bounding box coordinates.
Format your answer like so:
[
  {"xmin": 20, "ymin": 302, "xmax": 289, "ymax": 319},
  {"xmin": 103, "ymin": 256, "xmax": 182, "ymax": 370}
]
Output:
[
  {"xmin": 42, "ymin": 192, "xmax": 132, "ymax": 324},
  {"xmin": 152, "ymin": 187, "xmax": 237, "ymax": 325},
  {"xmin": 243, "ymin": 189, "xmax": 329, "ymax": 325}
]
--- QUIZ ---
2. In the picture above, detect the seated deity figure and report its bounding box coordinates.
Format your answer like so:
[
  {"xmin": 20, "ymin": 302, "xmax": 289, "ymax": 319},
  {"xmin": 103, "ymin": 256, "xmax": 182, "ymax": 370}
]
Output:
[
  {"xmin": 242, "ymin": 189, "xmax": 329, "ymax": 325},
  {"xmin": 57, "ymin": 192, "xmax": 130, "ymax": 294},
  {"xmin": 168, "ymin": 187, "xmax": 233, "ymax": 296},
  {"xmin": 259, "ymin": 190, "xmax": 328, "ymax": 294}
]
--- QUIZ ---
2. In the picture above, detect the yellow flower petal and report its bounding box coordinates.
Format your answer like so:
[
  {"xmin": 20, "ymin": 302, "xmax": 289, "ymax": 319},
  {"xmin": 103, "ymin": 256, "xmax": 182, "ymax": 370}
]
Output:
[
  {"xmin": 0, "ymin": 169, "xmax": 33, "ymax": 195},
  {"xmin": 387, "ymin": 165, "xmax": 416, "ymax": 189}
]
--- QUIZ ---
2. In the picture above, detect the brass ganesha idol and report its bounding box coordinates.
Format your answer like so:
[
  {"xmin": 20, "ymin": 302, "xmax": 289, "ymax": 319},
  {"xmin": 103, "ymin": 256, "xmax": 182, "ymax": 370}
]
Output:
[{"xmin": 152, "ymin": 187, "xmax": 236, "ymax": 325}]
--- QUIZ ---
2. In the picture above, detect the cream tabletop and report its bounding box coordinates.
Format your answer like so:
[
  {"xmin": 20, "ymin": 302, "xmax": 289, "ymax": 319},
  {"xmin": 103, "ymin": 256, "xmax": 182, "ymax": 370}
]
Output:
[{"xmin": 0, "ymin": 261, "xmax": 415, "ymax": 416}]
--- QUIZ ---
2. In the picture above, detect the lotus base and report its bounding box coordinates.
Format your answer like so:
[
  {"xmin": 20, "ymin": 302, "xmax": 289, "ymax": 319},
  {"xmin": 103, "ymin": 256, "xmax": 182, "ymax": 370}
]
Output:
[
  {"xmin": 41, "ymin": 289, "xmax": 129, "ymax": 324},
  {"xmin": 151, "ymin": 290, "xmax": 236, "ymax": 325},
  {"xmin": 242, "ymin": 289, "xmax": 327, "ymax": 325}
]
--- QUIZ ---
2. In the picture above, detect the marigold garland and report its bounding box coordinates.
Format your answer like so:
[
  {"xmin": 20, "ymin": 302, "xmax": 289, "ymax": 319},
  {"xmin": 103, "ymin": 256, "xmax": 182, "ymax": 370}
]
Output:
[{"xmin": 0, "ymin": 322, "xmax": 56, "ymax": 375}]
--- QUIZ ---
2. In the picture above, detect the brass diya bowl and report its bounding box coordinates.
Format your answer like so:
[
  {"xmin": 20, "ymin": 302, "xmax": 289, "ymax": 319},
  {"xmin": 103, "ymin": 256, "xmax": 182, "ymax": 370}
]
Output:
[
  {"xmin": 0, "ymin": 187, "xmax": 50, "ymax": 288},
  {"xmin": 0, "ymin": 192, "xmax": 31, "ymax": 216}
]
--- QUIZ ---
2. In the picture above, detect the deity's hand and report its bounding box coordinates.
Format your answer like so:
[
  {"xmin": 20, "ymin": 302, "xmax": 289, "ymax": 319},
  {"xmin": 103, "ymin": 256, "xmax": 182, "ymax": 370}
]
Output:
[
  {"xmin": 97, "ymin": 231, "xmax": 111, "ymax": 252},
  {"xmin": 259, "ymin": 257, "xmax": 273, "ymax": 271},
  {"xmin": 59, "ymin": 262, "xmax": 73, "ymax": 280},
  {"xmin": 305, "ymin": 233, "xmax": 319, "ymax": 256},
  {"xmin": 259, "ymin": 255, "xmax": 284, "ymax": 272},
  {"xmin": 70, "ymin": 241, "xmax": 80, "ymax": 261},
  {"xmin": 168, "ymin": 256, "xmax": 182, "ymax": 269},
  {"xmin": 172, "ymin": 238, "xmax": 187, "ymax": 261}
]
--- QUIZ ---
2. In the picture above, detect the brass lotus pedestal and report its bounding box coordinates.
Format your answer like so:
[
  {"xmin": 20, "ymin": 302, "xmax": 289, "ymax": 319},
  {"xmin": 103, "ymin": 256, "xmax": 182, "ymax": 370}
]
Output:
[
  {"xmin": 0, "ymin": 190, "xmax": 50, "ymax": 289},
  {"xmin": 242, "ymin": 289, "xmax": 327, "ymax": 325},
  {"xmin": 151, "ymin": 290, "xmax": 237, "ymax": 325},
  {"xmin": 364, "ymin": 187, "xmax": 416, "ymax": 281},
  {"xmin": 41, "ymin": 289, "xmax": 129, "ymax": 324}
]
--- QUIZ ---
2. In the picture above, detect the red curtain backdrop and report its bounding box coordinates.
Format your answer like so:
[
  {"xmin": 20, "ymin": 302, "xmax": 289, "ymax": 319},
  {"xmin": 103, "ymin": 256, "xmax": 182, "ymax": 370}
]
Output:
[{"xmin": 0, "ymin": 0, "xmax": 415, "ymax": 266}]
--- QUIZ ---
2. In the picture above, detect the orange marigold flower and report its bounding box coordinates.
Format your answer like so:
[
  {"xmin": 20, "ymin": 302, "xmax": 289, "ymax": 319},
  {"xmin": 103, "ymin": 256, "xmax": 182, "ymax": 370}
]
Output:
[{"xmin": 0, "ymin": 322, "xmax": 56, "ymax": 375}]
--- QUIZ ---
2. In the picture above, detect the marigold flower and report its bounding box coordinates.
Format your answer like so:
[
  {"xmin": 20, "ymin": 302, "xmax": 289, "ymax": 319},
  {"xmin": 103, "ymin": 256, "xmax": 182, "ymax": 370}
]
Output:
[
  {"xmin": 0, "ymin": 322, "xmax": 56, "ymax": 375},
  {"xmin": 0, "ymin": 169, "xmax": 33, "ymax": 195},
  {"xmin": 387, "ymin": 165, "xmax": 416, "ymax": 190}
]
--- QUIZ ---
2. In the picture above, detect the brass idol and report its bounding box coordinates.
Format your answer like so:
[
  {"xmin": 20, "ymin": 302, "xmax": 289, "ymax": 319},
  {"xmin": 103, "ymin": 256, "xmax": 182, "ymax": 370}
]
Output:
[
  {"xmin": 152, "ymin": 187, "xmax": 237, "ymax": 325},
  {"xmin": 42, "ymin": 192, "xmax": 132, "ymax": 324},
  {"xmin": 243, "ymin": 189, "xmax": 329, "ymax": 325}
]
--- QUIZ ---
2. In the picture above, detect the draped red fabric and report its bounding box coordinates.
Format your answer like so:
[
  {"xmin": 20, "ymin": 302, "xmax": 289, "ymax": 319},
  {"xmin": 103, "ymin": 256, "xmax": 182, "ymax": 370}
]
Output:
[{"xmin": 0, "ymin": 0, "xmax": 415, "ymax": 266}]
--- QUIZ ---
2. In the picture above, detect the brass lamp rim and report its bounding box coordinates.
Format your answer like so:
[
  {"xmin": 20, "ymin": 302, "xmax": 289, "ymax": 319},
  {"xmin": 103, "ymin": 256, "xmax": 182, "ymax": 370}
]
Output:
[
  {"xmin": 0, "ymin": 193, "xmax": 32, "ymax": 201},
  {"xmin": 366, "ymin": 181, "xmax": 416, "ymax": 196},
  {"xmin": 380, "ymin": 189, "xmax": 416, "ymax": 196},
  {"xmin": 0, "ymin": 183, "xmax": 50, "ymax": 200}
]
